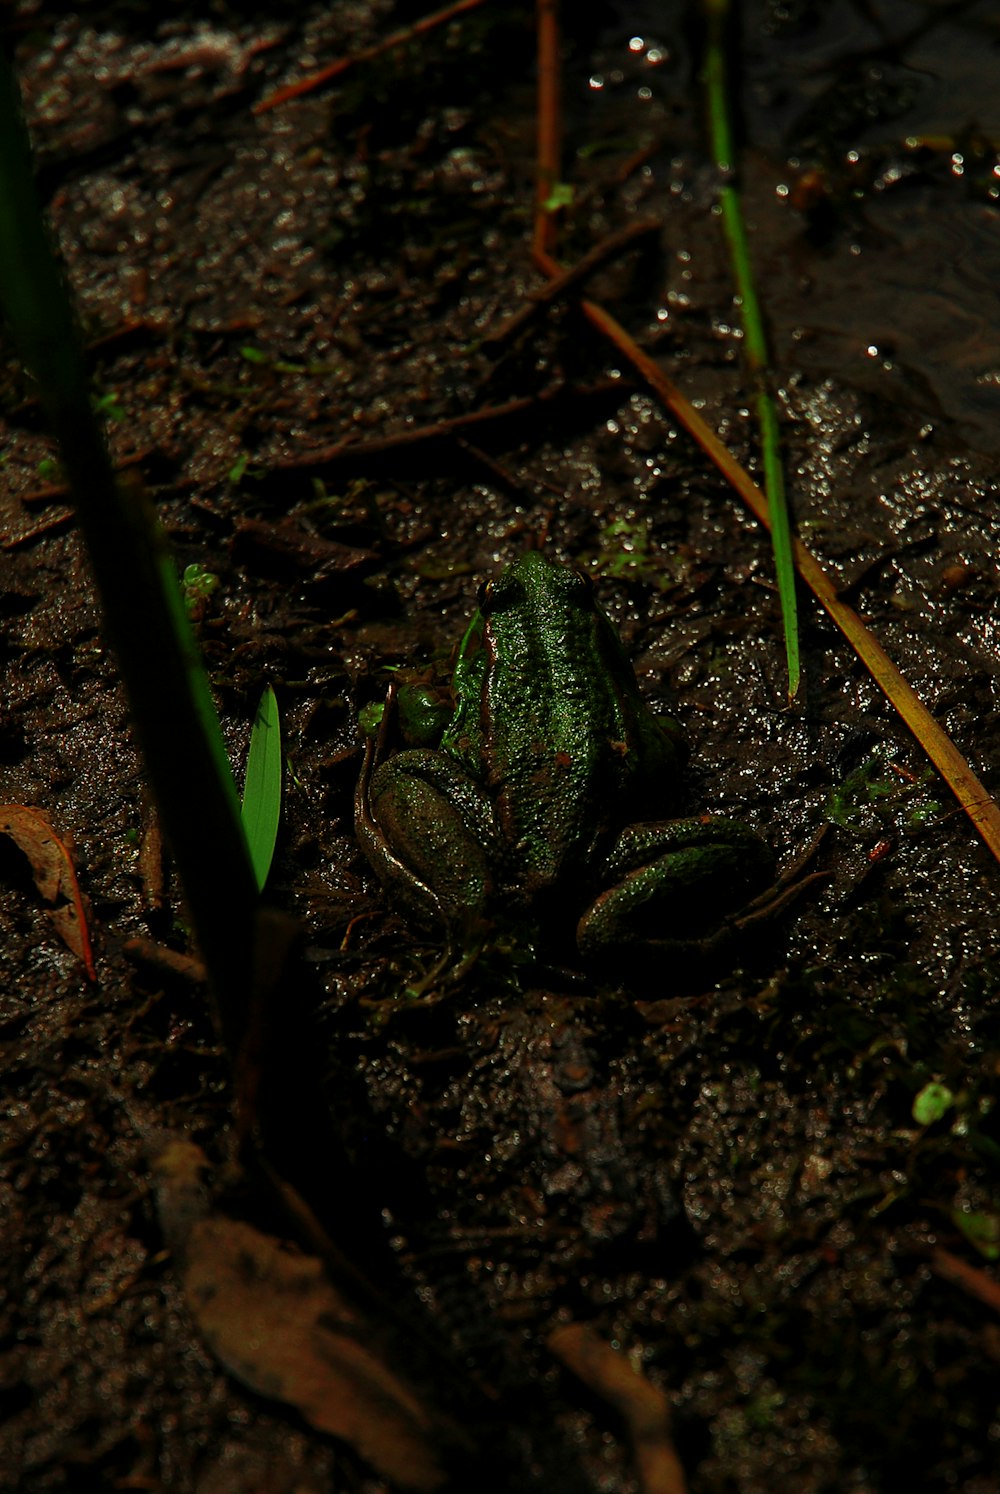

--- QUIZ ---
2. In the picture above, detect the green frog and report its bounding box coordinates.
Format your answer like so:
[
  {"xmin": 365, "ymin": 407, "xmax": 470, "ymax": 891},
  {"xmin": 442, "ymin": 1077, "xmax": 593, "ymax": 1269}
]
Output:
[{"xmin": 355, "ymin": 552, "xmax": 776, "ymax": 966}]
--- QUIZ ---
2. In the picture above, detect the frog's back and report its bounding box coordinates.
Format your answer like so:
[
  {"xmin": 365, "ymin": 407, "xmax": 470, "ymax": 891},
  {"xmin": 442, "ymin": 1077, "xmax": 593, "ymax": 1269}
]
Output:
[{"xmin": 474, "ymin": 556, "xmax": 679, "ymax": 891}]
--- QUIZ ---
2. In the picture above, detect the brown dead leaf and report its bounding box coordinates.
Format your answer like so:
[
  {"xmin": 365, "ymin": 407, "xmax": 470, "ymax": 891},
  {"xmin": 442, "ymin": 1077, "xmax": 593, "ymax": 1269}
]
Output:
[
  {"xmin": 0, "ymin": 804, "xmax": 96, "ymax": 979},
  {"xmin": 549, "ymin": 1322, "xmax": 688, "ymax": 1494},
  {"xmin": 153, "ymin": 1141, "xmax": 447, "ymax": 1491}
]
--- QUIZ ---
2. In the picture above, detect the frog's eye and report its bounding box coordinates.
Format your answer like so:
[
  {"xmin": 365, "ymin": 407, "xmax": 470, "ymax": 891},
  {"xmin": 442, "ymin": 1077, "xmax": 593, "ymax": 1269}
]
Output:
[
  {"xmin": 478, "ymin": 574, "xmax": 522, "ymax": 614},
  {"xmin": 568, "ymin": 566, "xmax": 596, "ymax": 603}
]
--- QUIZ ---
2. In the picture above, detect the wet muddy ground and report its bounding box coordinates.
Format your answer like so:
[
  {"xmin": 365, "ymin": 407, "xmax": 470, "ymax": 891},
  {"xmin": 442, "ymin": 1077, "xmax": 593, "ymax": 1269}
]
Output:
[{"xmin": 2, "ymin": 2, "xmax": 1000, "ymax": 1491}]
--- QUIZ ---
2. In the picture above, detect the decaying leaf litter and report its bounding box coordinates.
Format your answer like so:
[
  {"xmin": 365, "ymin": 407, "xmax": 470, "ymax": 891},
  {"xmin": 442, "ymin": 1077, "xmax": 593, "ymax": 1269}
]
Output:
[{"xmin": 2, "ymin": 3, "xmax": 1000, "ymax": 1492}]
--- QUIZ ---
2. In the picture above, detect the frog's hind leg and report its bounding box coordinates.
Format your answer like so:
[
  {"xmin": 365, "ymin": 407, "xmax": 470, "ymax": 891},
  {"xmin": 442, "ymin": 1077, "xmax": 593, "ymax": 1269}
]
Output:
[
  {"xmin": 576, "ymin": 815, "xmax": 776, "ymax": 967},
  {"xmin": 356, "ymin": 744, "xmax": 497, "ymax": 934}
]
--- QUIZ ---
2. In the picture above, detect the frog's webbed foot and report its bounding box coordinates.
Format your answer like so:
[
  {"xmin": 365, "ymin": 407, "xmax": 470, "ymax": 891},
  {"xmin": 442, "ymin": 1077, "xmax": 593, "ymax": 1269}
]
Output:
[
  {"xmin": 401, "ymin": 936, "xmax": 484, "ymax": 998},
  {"xmin": 725, "ymin": 824, "xmax": 831, "ymax": 934}
]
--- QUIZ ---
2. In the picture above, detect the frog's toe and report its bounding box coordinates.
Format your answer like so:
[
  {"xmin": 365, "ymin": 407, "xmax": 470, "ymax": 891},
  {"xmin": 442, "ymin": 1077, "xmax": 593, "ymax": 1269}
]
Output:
[{"xmin": 726, "ymin": 828, "xmax": 832, "ymax": 931}]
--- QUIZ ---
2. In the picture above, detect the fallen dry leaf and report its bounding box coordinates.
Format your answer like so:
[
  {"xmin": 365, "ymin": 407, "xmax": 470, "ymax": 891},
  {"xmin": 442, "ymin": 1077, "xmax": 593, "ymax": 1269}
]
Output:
[
  {"xmin": 0, "ymin": 804, "xmax": 96, "ymax": 979},
  {"xmin": 154, "ymin": 1140, "xmax": 447, "ymax": 1491},
  {"xmin": 549, "ymin": 1321, "xmax": 688, "ymax": 1494}
]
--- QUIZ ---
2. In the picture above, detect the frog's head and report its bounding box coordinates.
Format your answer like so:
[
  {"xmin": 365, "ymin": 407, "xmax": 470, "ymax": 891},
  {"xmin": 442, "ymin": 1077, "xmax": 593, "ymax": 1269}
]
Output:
[
  {"xmin": 482, "ymin": 552, "xmax": 690, "ymax": 780},
  {"xmin": 479, "ymin": 551, "xmax": 596, "ymax": 617}
]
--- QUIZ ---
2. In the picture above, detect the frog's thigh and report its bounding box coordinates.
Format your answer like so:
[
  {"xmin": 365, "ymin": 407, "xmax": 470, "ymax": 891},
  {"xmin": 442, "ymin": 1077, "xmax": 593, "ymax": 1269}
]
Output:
[
  {"xmin": 577, "ymin": 816, "xmax": 774, "ymax": 956},
  {"xmin": 368, "ymin": 755, "xmax": 494, "ymax": 921}
]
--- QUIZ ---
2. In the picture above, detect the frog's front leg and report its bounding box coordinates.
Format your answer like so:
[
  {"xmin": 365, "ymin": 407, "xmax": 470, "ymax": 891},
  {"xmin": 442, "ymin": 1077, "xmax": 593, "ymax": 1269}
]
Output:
[
  {"xmin": 576, "ymin": 817, "xmax": 776, "ymax": 961},
  {"xmin": 355, "ymin": 744, "xmax": 500, "ymax": 934}
]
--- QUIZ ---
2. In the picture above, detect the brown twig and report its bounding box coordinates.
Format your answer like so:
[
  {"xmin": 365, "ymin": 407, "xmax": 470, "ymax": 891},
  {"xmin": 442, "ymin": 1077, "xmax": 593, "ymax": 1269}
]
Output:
[
  {"xmin": 484, "ymin": 217, "xmax": 660, "ymax": 351},
  {"xmin": 931, "ymin": 1246, "xmax": 1000, "ymax": 1315},
  {"xmin": 123, "ymin": 937, "xmax": 207, "ymax": 983},
  {"xmin": 614, "ymin": 141, "xmax": 659, "ymax": 184},
  {"xmin": 19, "ymin": 445, "xmax": 165, "ymax": 505},
  {"xmin": 254, "ymin": 0, "xmax": 486, "ymax": 115},
  {"xmin": 452, "ymin": 438, "xmax": 526, "ymax": 497},
  {"xmin": 0, "ymin": 508, "xmax": 74, "ymax": 549},
  {"xmin": 254, "ymin": 380, "xmax": 632, "ymax": 488}
]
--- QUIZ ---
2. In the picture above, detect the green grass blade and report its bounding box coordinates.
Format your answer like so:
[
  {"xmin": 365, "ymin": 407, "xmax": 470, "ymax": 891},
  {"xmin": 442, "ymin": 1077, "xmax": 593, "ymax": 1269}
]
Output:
[
  {"xmin": 0, "ymin": 51, "xmax": 256, "ymax": 1045},
  {"xmin": 704, "ymin": 0, "xmax": 801, "ymax": 700},
  {"xmin": 242, "ymin": 687, "xmax": 282, "ymax": 892},
  {"xmin": 756, "ymin": 387, "xmax": 800, "ymax": 696}
]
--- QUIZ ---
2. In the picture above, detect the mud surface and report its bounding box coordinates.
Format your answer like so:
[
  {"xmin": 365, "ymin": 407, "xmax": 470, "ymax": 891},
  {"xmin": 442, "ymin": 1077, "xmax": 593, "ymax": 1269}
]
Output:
[{"xmin": 2, "ymin": 3, "xmax": 1000, "ymax": 1491}]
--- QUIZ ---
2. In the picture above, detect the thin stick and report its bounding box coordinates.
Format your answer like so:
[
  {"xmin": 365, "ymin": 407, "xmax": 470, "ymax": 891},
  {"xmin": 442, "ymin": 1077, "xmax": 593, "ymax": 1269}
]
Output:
[
  {"xmin": 485, "ymin": 217, "xmax": 660, "ymax": 350},
  {"xmin": 254, "ymin": 0, "xmax": 485, "ymax": 115},
  {"xmin": 255, "ymin": 380, "xmax": 631, "ymax": 483},
  {"xmin": 931, "ymin": 1247, "xmax": 1000, "ymax": 1315}
]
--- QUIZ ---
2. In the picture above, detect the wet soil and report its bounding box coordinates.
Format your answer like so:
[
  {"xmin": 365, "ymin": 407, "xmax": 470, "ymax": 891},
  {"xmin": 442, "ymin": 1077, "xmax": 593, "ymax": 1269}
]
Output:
[{"xmin": 2, "ymin": 3, "xmax": 1000, "ymax": 1491}]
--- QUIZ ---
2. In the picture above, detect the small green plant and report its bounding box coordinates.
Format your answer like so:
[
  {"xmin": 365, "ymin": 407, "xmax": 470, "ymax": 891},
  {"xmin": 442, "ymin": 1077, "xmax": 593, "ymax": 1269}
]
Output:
[
  {"xmin": 597, "ymin": 517, "xmax": 656, "ymax": 581},
  {"xmin": 91, "ymin": 389, "xmax": 125, "ymax": 423},
  {"xmin": 239, "ymin": 343, "xmax": 339, "ymax": 378},
  {"xmin": 181, "ymin": 563, "xmax": 220, "ymax": 612},
  {"xmin": 542, "ymin": 181, "xmax": 574, "ymax": 211},
  {"xmin": 703, "ymin": 0, "xmax": 799, "ymax": 699},
  {"xmin": 826, "ymin": 751, "xmax": 942, "ymax": 837},
  {"xmin": 228, "ymin": 451, "xmax": 251, "ymax": 486},
  {"xmin": 592, "ymin": 518, "xmax": 690, "ymax": 593},
  {"xmin": 912, "ymin": 1080, "xmax": 954, "ymax": 1126}
]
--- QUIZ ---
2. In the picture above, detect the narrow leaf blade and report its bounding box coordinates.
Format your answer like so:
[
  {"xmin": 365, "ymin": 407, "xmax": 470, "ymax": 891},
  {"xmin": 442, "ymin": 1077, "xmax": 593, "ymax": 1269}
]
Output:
[{"xmin": 241, "ymin": 687, "xmax": 282, "ymax": 892}]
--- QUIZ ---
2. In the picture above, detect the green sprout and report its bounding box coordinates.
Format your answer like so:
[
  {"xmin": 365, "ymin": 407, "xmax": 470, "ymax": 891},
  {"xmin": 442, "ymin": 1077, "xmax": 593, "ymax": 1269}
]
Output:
[
  {"xmin": 181, "ymin": 563, "xmax": 220, "ymax": 612},
  {"xmin": 912, "ymin": 1081, "xmax": 954, "ymax": 1126},
  {"xmin": 91, "ymin": 389, "xmax": 125, "ymax": 423},
  {"xmin": 826, "ymin": 751, "xmax": 941, "ymax": 837},
  {"xmin": 543, "ymin": 182, "xmax": 574, "ymax": 212}
]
